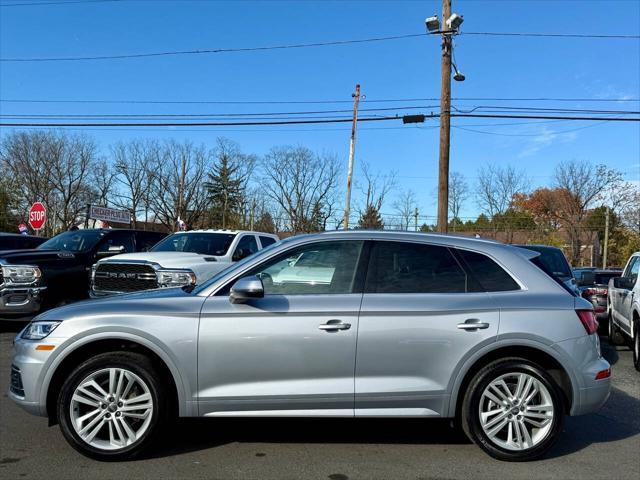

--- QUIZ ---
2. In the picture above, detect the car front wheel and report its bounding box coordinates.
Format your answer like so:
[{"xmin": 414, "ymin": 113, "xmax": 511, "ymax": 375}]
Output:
[
  {"xmin": 57, "ymin": 352, "xmax": 166, "ymax": 461},
  {"xmin": 633, "ymin": 322, "xmax": 640, "ymax": 372},
  {"xmin": 461, "ymin": 358, "xmax": 564, "ymax": 461}
]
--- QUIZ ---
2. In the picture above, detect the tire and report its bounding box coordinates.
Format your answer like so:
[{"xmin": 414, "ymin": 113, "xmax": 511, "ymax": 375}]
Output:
[
  {"xmin": 461, "ymin": 358, "xmax": 565, "ymax": 462},
  {"xmin": 57, "ymin": 352, "xmax": 167, "ymax": 461},
  {"xmin": 608, "ymin": 315, "xmax": 625, "ymax": 346},
  {"xmin": 633, "ymin": 321, "xmax": 640, "ymax": 373}
]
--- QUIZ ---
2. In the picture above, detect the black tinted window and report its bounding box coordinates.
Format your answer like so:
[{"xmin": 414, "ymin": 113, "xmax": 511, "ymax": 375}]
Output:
[
  {"xmin": 152, "ymin": 232, "xmax": 236, "ymax": 256},
  {"xmin": 136, "ymin": 232, "xmax": 164, "ymax": 252},
  {"xmin": 366, "ymin": 241, "xmax": 466, "ymax": 294},
  {"xmin": 97, "ymin": 232, "xmax": 135, "ymax": 253},
  {"xmin": 233, "ymin": 235, "xmax": 259, "ymax": 261},
  {"xmin": 457, "ymin": 249, "xmax": 520, "ymax": 292},
  {"xmin": 259, "ymin": 236, "xmax": 277, "ymax": 248}
]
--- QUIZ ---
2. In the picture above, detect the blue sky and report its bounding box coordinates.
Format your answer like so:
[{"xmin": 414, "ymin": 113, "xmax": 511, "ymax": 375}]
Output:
[{"xmin": 1, "ymin": 0, "xmax": 639, "ymax": 223}]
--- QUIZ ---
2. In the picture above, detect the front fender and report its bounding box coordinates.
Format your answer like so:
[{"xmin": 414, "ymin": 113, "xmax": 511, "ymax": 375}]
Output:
[{"xmin": 37, "ymin": 327, "xmax": 195, "ymax": 417}]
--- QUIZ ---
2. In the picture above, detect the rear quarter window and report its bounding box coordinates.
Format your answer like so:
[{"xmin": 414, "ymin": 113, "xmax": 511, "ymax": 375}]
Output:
[{"xmin": 456, "ymin": 249, "xmax": 520, "ymax": 292}]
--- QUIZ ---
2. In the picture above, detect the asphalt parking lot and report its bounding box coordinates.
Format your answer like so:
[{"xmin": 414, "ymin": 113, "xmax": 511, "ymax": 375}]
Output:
[{"xmin": 0, "ymin": 320, "xmax": 638, "ymax": 480}]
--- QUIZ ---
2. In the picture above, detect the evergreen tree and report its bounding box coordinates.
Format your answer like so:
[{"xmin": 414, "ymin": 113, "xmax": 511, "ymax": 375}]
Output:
[
  {"xmin": 357, "ymin": 205, "xmax": 384, "ymax": 230},
  {"xmin": 205, "ymin": 153, "xmax": 243, "ymax": 229}
]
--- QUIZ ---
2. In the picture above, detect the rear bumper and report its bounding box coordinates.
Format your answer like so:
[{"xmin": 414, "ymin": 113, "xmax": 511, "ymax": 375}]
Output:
[{"xmin": 0, "ymin": 285, "xmax": 46, "ymax": 317}]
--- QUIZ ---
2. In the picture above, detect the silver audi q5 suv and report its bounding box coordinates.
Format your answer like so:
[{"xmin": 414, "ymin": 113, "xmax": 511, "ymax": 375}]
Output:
[{"xmin": 9, "ymin": 231, "xmax": 610, "ymax": 461}]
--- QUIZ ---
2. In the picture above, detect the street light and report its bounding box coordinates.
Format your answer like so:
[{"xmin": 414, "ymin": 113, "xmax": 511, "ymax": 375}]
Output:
[
  {"xmin": 452, "ymin": 62, "xmax": 465, "ymax": 82},
  {"xmin": 446, "ymin": 13, "xmax": 464, "ymax": 31},
  {"xmin": 425, "ymin": 15, "xmax": 441, "ymax": 32}
]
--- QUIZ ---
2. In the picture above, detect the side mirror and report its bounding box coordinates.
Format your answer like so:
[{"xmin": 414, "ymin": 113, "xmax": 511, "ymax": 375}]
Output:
[
  {"xmin": 230, "ymin": 276, "xmax": 264, "ymax": 304},
  {"xmin": 613, "ymin": 276, "xmax": 635, "ymax": 290},
  {"xmin": 577, "ymin": 271, "xmax": 595, "ymax": 286},
  {"xmin": 96, "ymin": 245, "xmax": 125, "ymax": 258}
]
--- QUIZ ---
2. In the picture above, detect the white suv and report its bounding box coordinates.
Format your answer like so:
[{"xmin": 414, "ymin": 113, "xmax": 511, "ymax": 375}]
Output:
[{"xmin": 91, "ymin": 230, "xmax": 279, "ymax": 296}]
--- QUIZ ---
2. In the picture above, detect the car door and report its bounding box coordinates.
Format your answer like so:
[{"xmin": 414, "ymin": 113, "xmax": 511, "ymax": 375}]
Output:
[
  {"xmin": 355, "ymin": 240, "xmax": 500, "ymax": 417},
  {"xmin": 197, "ymin": 239, "xmax": 365, "ymax": 416},
  {"xmin": 617, "ymin": 256, "xmax": 639, "ymax": 333}
]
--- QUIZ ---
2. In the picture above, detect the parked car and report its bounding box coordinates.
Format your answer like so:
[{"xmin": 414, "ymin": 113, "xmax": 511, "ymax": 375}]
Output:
[
  {"xmin": 0, "ymin": 229, "xmax": 166, "ymax": 318},
  {"xmin": 0, "ymin": 233, "xmax": 47, "ymax": 251},
  {"xmin": 10, "ymin": 231, "xmax": 609, "ymax": 461},
  {"xmin": 515, "ymin": 245, "xmax": 579, "ymax": 295},
  {"xmin": 572, "ymin": 267, "xmax": 597, "ymax": 285},
  {"xmin": 91, "ymin": 230, "xmax": 279, "ymax": 296},
  {"xmin": 576, "ymin": 269, "xmax": 622, "ymax": 322},
  {"xmin": 607, "ymin": 252, "xmax": 640, "ymax": 371}
]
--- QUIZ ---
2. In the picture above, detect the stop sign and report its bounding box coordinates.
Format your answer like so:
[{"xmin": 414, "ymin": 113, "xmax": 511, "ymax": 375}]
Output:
[{"xmin": 28, "ymin": 202, "xmax": 47, "ymax": 231}]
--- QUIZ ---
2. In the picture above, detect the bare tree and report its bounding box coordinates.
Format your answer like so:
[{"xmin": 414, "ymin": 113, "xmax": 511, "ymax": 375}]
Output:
[
  {"xmin": 393, "ymin": 189, "xmax": 418, "ymax": 231},
  {"xmin": 91, "ymin": 159, "xmax": 115, "ymax": 208},
  {"xmin": 147, "ymin": 140, "xmax": 211, "ymax": 231},
  {"xmin": 47, "ymin": 133, "xmax": 97, "ymax": 229},
  {"xmin": 111, "ymin": 140, "xmax": 159, "ymax": 228},
  {"xmin": 476, "ymin": 165, "xmax": 530, "ymax": 218},
  {"xmin": 554, "ymin": 160, "xmax": 625, "ymax": 263},
  {"xmin": 262, "ymin": 146, "xmax": 340, "ymax": 233},
  {"xmin": 358, "ymin": 162, "xmax": 396, "ymax": 212},
  {"xmin": 449, "ymin": 171, "xmax": 469, "ymax": 227},
  {"xmin": 1, "ymin": 131, "xmax": 97, "ymax": 233}
]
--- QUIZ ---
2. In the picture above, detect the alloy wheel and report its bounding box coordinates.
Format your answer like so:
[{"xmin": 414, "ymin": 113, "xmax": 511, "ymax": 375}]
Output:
[
  {"xmin": 478, "ymin": 372, "xmax": 554, "ymax": 451},
  {"xmin": 69, "ymin": 367, "xmax": 154, "ymax": 451}
]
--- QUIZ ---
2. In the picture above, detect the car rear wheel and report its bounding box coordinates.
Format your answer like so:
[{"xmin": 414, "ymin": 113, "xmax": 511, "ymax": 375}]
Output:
[
  {"xmin": 58, "ymin": 352, "xmax": 166, "ymax": 461},
  {"xmin": 461, "ymin": 358, "xmax": 564, "ymax": 461}
]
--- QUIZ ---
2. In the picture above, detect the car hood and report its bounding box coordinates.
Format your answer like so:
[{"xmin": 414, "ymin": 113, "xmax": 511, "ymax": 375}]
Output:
[
  {"xmin": 0, "ymin": 248, "xmax": 75, "ymax": 265},
  {"xmin": 35, "ymin": 286, "xmax": 203, "ymax": 322},
  {"xmin": 98, "ymin": 251, "xmax": 225, "ymax": 267}
]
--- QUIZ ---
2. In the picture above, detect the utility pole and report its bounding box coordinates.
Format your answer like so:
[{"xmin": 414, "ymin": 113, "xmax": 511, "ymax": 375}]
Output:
[
  {"xmin": 250, "ymin": 199, "xmax": 256, "ymax": 231},
  {"xmin": 343, "ymin": 84, "xmax": 361, "ymax": 230},
  {"xmin": 414, "ymin": 207, "xmax": 419, "ymax": 232},
  {"xmin": 602, "ymin": 206, "xmax": 610, "ymax": 268},
  {"xmin": 436, "ymin": 0, "xmax": 452, "ymax": 233}
]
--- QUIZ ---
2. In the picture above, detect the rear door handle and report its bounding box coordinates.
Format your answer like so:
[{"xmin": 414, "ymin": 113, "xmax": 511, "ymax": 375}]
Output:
[
  {"xmin": 319, "ymin": 320, "xmax": 351, "ymax": 331},
  {"xmin": 457, "ymin": 319, "xmax": 490, "ymax": 331}
]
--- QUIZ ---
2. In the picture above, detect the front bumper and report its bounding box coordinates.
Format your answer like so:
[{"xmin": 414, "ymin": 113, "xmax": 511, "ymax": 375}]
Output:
[
  {"xmin": 8, "ymin": 335, "xmax": 63, "ymax": 417},
  {"xmin": 0, "ymin": 285, "xmax": 46, "ymax": 317}
]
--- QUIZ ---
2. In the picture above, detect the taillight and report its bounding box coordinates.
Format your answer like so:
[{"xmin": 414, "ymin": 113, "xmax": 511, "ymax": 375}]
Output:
[
  {"xmin": 576, "ymin": 309, "xmax": 598, "ymax": 335},
  {"xmin": 583, "ymin": 287, "xmax": 608, "ymax": 296}
]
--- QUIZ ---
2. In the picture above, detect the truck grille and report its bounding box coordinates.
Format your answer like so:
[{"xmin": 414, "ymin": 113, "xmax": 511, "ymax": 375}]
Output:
[
  {"xmin": 0, "ymin": 268, "xmax": 4, "ymax": 286},
  {"xmin": 93, "ymin": 263, "xmax": 158, "ymax": 293}
]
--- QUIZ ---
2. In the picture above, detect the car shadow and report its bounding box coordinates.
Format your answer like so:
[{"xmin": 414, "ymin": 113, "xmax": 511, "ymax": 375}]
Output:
[
  {"xmin": 0, "ymin": 319, "xmax": 30, "ymax": 333},
  {"xmin": 143, "ymin": 384, "xmax": 639, "ymax": 461}
]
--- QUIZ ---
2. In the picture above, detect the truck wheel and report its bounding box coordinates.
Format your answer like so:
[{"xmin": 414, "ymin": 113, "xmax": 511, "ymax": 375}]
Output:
[
  {"xmin": 57, "ymin": 352, "xmax": 167, "ymax": 461},
  {"xmin": 461, "ymin": 358, "xmax": 564, "ymax": 462},
  {"xmin": 608, "ymin": 316, "xmax": 625, "ymax": 346}
]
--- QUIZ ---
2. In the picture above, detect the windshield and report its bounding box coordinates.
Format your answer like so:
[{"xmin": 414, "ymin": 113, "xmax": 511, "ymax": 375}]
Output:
[
  {"xmin": 38, "ymin": 230, "xmax": 106, "ymax": 252},
  {"xmin": 595, "ymin": 272, "xmax": 621, "ymax": 285},
  {"xmin": 192, "ymin": 236, "xmax": 294, "ymax": 295},
  {"xmin": 151, "ymin": 232, "xmax": 236, "ymax": 256},
  {"xmin": 518, "ymin": 246, "xmax": 573, "ymax": 279}
]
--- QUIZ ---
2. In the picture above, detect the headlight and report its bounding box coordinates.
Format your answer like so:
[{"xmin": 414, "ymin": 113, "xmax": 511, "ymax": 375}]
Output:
[
  {"xmin": 157, "ymin": 269, "xmax": 197, "ymax": 288},
  {"xmin": 21, "ymin": 321, "xmax": 61, "ymax": 340},
  {"xmin": 1, "ymin": 265, "xmax": 41, "ymax": 285}
]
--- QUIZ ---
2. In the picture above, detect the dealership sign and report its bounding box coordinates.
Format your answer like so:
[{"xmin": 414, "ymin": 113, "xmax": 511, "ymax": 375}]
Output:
[
  {"xmin": 28, "ymin": 202, "xmax": 47, "ymax": 231},
  {"xmin": 89, "ymin": 205, "xmax": 131, "ymax": 225}
]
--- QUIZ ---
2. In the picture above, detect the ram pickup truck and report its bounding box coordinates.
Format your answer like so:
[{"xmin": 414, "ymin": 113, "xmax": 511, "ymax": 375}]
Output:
[
  {"xmin": 91, "ymin": 229, "xmax": 279, "ymax": 296},
  {"xmin": 608, "ymin": 251, "xmax": 639, "ymax": 371},
  {"xmin": 0, "ymin": 228, "xmax": 166, "ymax": 318}
]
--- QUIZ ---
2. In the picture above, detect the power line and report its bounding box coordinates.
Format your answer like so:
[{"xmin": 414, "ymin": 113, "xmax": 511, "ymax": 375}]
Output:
[
  {"xmin": 463, "ymin": 31, "xmax": 640, "ymax": 39},
  {"xmin": 5, "ymin": 105, "xmax": 638, "ymax": 120},
  {"xmin": 0, "ymin": 33, "xmax": 426, "ymax": 62},
  {"xmin": 2, "ymin": 30, "xmax": 639, "ymax": 62},
  {"xmin": 0, "ymin": 0, "xmax": 120, "ymax": 6},
  {"xmin": 2, "ymin": 112, "xmax": 639, "ymax": 127},
  {"xmin": 1, "ymin": 97, "xmax": 637, "ymax": 105}
]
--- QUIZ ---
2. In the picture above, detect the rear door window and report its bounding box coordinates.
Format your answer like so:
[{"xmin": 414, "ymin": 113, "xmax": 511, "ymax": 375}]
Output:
[
  {"xmin": 365, "ymin": 241, "xmax": 467, "ymax": 294},
  {"xmin": 456, "ymin": 249, "xmax": 520, "ymax": 292},
  {"xmin": 233, "ymin": 235, "xmax": 259, "ymax": 261},
  {"xmin": 259, "ymin": 236, "xmax": 277, "ymax": 248}
]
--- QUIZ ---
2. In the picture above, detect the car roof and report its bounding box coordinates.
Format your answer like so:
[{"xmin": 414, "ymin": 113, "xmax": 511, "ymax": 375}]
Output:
[
  {"xmin": 0, "ymin": 232, "xmax": 43, "ymax": 238},
  {"xmin": 171, "ymin": 229, "xmax": 277, "ymax": 236}
]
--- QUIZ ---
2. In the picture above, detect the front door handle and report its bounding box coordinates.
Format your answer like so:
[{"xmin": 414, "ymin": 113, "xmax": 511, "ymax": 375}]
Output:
[
  {"xmin": 318, "ymin": 320, "xmax": 351, "ymax": 331},
  {"xmin": 457, "ymin": 319, "xmax": 490, "ymax": 331}
]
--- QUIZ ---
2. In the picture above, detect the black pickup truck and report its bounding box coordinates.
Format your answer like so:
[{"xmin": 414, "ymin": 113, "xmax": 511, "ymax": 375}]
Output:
[{"xmin": 0, "ymin": 229, "xmax": 166, "ymax": 318}]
